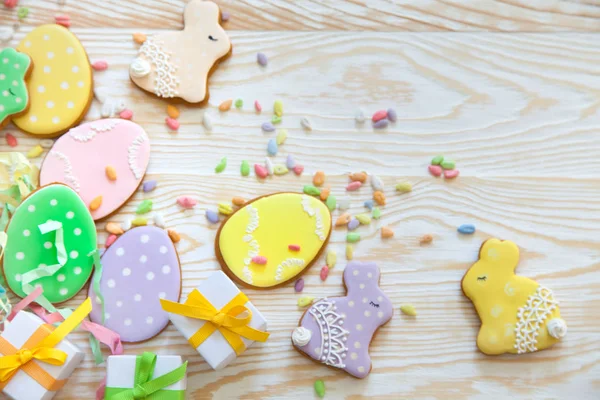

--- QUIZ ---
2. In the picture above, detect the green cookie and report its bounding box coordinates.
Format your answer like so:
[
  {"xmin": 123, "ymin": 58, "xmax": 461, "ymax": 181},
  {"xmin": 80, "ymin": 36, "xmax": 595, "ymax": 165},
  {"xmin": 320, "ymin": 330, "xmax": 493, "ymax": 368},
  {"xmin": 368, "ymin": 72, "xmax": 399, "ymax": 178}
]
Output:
[
  {"xmin": 3, "ymin": 184, "xmax": 97, "ymax": 303},
  {"xmin": 0, "ymin": 48, "xmax": 31, "ymax": 124}
]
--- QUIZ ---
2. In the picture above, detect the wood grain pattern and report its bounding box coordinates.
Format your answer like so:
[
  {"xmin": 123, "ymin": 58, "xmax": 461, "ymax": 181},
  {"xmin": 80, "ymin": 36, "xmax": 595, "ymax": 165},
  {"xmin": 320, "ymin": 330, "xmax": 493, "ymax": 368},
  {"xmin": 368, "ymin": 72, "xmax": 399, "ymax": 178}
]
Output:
[
  {"xmin": 1, "ymin": 0, "xmax": 600, "ymax": 31},
  {"xmin": 0, "ymin": 2, "xmax": 599, "ymax": 399}
]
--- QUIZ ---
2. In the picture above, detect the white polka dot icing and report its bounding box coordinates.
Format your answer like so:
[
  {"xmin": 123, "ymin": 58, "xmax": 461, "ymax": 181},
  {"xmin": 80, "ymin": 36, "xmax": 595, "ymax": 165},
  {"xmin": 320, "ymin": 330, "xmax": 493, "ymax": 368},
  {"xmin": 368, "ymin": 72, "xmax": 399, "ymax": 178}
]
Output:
[
  {"xmin": 3, "ymin": 184, "xmax": 97, "ymax": 303},
  {"xmin": 40, "ymin": 119, "xmax": 151, "ymax": 220},
  {"xmin": 88, "ymin": 226, "xmax": 181, "ymax": 342}
]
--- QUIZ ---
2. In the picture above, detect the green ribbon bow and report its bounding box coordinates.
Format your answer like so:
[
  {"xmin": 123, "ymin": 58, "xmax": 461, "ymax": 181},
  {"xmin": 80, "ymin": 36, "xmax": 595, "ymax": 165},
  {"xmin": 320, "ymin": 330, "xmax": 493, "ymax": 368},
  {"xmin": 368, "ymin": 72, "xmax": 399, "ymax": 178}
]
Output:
[{"xmin": 105, "ymin": 352, "xmax": 187, "ymax": 400}]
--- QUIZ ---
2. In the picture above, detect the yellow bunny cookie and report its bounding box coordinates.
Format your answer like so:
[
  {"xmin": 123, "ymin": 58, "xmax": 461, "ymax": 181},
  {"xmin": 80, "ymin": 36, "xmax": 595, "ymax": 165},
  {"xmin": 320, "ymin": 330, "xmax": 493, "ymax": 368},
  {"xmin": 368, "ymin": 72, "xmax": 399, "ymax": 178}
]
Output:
[
  {"xmin": 462, "ymin": 239, "xmax": 567, "ymax": 355},
  {"xmin": 129, "ymin": 0, "xmax": 231, "ymax": 104}
]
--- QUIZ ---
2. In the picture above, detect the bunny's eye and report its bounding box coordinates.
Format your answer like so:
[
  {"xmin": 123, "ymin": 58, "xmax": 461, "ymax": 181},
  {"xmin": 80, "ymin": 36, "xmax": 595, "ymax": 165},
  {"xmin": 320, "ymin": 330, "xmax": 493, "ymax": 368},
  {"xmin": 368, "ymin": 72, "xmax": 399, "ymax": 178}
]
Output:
[
  {"xmin": 208, "ymin": 35, "xmax": 218, "ymax": 41},
  {"xmin": 369, "ymin": 301, "xmax": 380, "ymax": 308},
  {"xmin": 8, "ymin": 88, "xmax": 15, "ymax": 96},
  {"xmin": 477, "ymin": 276, "xmax": 487, "ymax": 282}
]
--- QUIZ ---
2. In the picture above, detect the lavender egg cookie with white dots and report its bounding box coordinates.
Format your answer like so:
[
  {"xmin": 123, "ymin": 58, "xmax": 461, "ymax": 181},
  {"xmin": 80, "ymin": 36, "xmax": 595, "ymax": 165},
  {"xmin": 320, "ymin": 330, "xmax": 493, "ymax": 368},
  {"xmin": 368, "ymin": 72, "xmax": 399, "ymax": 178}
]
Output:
[
  {"xmin": 88, "ymin": 226, "xmax": 181, "ymax": 342},
  {"xmin": 2, "ymin": 184, "xmax": 97, "ymax": 303}
]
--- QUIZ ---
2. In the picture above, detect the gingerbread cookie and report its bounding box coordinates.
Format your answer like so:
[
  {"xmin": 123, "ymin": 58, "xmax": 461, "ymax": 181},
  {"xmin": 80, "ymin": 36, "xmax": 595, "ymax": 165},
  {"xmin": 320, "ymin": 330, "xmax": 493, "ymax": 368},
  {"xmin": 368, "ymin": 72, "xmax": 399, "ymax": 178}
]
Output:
[
  {"xmin": 129, "ymin": 0, "xmax": 231, "ymax": 104},
  {"xmin": 88, "ymin": 226, "xmax": 181, "ymax": 342},
  {"xmin": 292, "ymin": 261, "xmax": 393, "ymax": 378},
  {"xmin": 0, "ymin": 48, "xmax": 32, "ymax": 127},
  {"xmin": 39, "ymin": 119, "xmax": 151, "ymax": 220},
  {"xmin": 13, "ymin": 24, "xmax": 93, "ymax": 137},
  {"xmin": 462, "ymin": 239, "xmax": 567, "ymax": 355},
  {"xmin": 2, "ymin": 184, "xmax": 97, "ymax": 303},
  {"xmin": 216, "ymin": 193, "xmax": 332, "ymax": 288}
]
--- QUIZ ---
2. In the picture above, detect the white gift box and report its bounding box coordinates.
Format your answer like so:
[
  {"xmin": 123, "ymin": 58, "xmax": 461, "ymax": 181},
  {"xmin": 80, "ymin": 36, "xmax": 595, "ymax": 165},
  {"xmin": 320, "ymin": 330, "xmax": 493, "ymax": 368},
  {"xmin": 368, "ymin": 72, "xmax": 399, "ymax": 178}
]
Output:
[
  {"xmin": 0, "ymin": 311, "xmax": 84, "ymax": 400},
  {"xmin": 166, "ymin": 271, "xmax": 268, "ymax": 370},
  {"xmin": 105, "ymin": 355, "xmax": 186, "ymax": 394}
]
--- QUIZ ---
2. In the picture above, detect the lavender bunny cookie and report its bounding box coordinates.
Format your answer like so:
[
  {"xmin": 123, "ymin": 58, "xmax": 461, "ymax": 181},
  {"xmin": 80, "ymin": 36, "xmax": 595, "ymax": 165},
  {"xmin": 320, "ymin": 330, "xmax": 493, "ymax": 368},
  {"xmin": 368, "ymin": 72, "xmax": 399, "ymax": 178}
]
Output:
[{"xmin": 291, "ymin": 261, "xmax": 393, "ymax": 378}]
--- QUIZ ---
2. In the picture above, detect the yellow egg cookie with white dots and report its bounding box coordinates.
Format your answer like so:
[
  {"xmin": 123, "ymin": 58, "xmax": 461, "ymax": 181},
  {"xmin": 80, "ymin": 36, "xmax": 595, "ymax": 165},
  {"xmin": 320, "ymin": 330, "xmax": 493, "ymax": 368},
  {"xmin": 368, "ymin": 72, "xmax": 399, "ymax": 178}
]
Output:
[
  {"xmin": 462, "ymin": 239, "xmax": 567, "ymax": 355},
  {"xmin": 13, "ymin": 24, "xmax": 93, "ymax": 137}
]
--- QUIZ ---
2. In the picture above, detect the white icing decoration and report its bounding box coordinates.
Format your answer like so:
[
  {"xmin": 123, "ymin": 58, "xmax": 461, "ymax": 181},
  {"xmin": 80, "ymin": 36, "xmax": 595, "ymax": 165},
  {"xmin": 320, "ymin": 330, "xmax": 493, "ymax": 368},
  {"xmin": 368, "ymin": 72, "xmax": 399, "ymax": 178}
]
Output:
[
  {"xmin": 292, "ymin": 327, "xmax": 312, "ymax": 347},
  {"xmin": 129, "ymin": 57, "xmax": 151, "ymax": 78},
  {"xmin": 128, "ymin": 133, "xmax": 148, "ymax": 180},
  {"xmin": 315, "ymin": 208, "xmax": 326, "ymax": 241},
  {"xmin": 547, "ymin": 318, "xmax": 567, "ymax": 339},
  {"xmin": 137, "ymin": 37, "xmax": 179, "ymax": 98},
  {"xmin": 238, "ymin": 205, "xmax": 260, "ymax": 285},
  {"xmin": 274, "ymin": 258, "xmax": 305, "ymax": 281},
  {"xmin": 301, "ymin": 195, "xmax": 316, "ymax": 217},
  {"xmin": 309, "ymin": 298, "xmax": 349, "ymax": 369},
  {"xmin": 514, "ymin": 286, "xmax": 560, "ymax": 354},
  {"xmin": 68, "ymin": 120, "xmax": 120, "ymax": 142},
  {"xmin": 301, "ymin": 195, "xmax": 326, "ymax": 241},
  {"xmin": 245, "ymin": 205, "xmax": 259, "ymax": 234},
  {"xmin": 49, "ymin": 150, "xmax": 80, "ymax": 192}
]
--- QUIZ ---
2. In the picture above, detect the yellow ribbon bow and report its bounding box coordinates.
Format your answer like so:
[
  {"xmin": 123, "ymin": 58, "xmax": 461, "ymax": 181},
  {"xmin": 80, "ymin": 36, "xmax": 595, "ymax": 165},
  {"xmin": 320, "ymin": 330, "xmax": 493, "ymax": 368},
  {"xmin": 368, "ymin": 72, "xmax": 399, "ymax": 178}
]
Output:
[
  {"xmin": 160, "ymin": 290, "xmax": 269, "ymax": 355},
  {"xmin": 0, "ymin": 298, "xmax": 92, "ymax": 390}
]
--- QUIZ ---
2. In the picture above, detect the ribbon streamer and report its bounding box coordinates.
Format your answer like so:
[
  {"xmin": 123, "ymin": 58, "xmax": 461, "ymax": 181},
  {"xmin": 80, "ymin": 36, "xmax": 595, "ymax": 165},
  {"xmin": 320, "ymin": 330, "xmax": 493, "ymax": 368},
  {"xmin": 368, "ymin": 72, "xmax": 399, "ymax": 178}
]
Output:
[
  {"xmin": 105, "ymin": 352, "xmax": 187, "ymax": 400},
  {"xmin": 160, "ymin": 290, "xmax": 269, "ymax": 355}
]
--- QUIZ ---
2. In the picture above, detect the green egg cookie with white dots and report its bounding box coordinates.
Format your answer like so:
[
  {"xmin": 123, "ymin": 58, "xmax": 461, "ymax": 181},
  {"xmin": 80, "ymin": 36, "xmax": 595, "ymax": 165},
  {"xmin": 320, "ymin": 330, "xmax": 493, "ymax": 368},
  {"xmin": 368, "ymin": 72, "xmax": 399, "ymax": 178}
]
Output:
[{"xmin": 2, "ymin": 184, "xmax": 97, "ymax": 303}]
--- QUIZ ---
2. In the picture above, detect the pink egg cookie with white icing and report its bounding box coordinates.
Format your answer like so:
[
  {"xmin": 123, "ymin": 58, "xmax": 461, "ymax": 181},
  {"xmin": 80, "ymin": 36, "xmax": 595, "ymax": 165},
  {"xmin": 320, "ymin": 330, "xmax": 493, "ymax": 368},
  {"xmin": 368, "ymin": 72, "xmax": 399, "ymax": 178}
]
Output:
[
  {"xmin": 39, "ymin": 119, "xmax": 150, "ymax": 220},
  {"xmin": 292, "ymin": 261, "xmax": 393, "ymax": 378},
  {"xmin": 88, "ymin": 226, "xmax": 181, "ymax": 343}
]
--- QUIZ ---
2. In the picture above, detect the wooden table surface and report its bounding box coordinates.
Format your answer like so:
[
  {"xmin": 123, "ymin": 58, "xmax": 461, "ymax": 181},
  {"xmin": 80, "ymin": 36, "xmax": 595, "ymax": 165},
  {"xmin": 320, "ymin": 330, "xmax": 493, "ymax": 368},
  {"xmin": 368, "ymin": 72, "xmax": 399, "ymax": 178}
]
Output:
[{"xmin": 1, "ymin": 1, "xmax": 600, "ymax": 399}]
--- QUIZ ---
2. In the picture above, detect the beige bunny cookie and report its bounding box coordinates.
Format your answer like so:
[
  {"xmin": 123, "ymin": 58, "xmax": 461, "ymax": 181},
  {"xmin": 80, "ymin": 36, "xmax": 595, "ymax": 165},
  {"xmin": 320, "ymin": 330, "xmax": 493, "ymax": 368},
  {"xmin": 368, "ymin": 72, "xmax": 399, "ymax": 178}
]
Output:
[{"xmin": 129, "ymin": 0, "xmax": 231, "ymax": 104}]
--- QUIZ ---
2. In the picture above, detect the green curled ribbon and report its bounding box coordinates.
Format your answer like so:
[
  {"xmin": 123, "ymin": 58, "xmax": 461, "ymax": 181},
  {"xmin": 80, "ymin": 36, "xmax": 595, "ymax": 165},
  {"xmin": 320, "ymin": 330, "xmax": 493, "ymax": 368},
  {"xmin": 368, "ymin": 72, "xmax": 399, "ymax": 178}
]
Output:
[{"xmin": 105, "ymin": 352, "xmax": 187, "ymax": 400}]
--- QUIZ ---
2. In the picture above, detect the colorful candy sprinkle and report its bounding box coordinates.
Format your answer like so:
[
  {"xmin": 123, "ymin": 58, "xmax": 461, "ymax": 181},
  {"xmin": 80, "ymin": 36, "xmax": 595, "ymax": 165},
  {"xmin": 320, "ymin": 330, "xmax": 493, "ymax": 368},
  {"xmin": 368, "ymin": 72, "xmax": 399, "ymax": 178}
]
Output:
[
  {"xmin": 121, "ymin": 218, "xmax": 132, "ymax": 231},
  {"xmin": 286, "ymin": 154, "xmax": 295, "ymax": 169},
  {"xmin": 240, "ymin": 160, "xmax": 250, "ymax": 176},
  {"xmin": 202, "ymin": 112, "xmax": 213, "ymax": 131},
  {"xmin": 364, "ymin": 200, "xmax": 374, "ymax": 210},
  {"xmin": 142, "ymin": 180, "xmax": 157, "ymax": 192},
  {"xmin": 232, "ymin": 197, "xmax": 246, "ymax": 207},
  {"xmin": 355, "ymin": 109, "xmax": 365, "ymax": 123},
  {"xmin": 153, "ymin": 213, "xmax": 166, "ymax": 228},
  {"xmin": 372, "ymin": 207, "xmax": 381, "ymax": 219},
  {"xmin": 89, "ymin": 196, "xmax": 103, "ymax": 211},
  {"xmin": 428, "ymin": 165, "xmax": 442, "ymax": 177},
  {"xmin": 347, "ymin": 233, "xmax": 361, "ymax": 243},
  {"xmin": 215, "ymin": 157, "xmax": 227, "ymax": 173},
  {"xmin": 300, "ymin": 117, "xmax": 312, "ymax": 131},
  {"xmin": 326, "ymin": 250, "xmax": 336, "ymax": 268},
  {"xmin": 265, "ymin": 158, "xmax": 274, "ymax": 175},
  {"xmin": 303, "ymin": 185, "xmax": 321, "ymax": 196},
  {"xmin": 254, "ymin": 100, "xmax": 262, "ymax": 112},
  {"xmin": 105, "ymin": 234, "xmax": 117, "ymax": 248},
  {"xmin": 206, "ymin": 210, "xmax": 219, "ymax": 224},
  {"xmin": 257, "ymin": 52, "xmax": 268, "ymax": 66},
  {"xmin": 373, "ymin": 119, "xmax": 389, "ymax": 129},
  {"xmin": 313, "ymin": 171, "xmax": 325, "ymax": 187},
  {"xmin": 294, "ymin": 279, "xmax": 304, "ymax": 292},
  {"xmin": 420, "ymin": 234, "xmax": 433, "ymax": 245},
  {"xmin": 131, "ymin": 217, "xmax": 147, "ymax": 227},
  {"xmin": 255, "ymin": 164, "xmax": 268, "ymax": 179},
  {"xmin": 288, "ymin": 244, "xmax": 301, "ymax": 252},
  {"xmin": 40, "ymin": 139, "xmax": 54, "ymax": 149},
  {"xmin": 298, "ymin": 296, "xmax": 314, "ymax": 307},
  {"xmin": 381, "ymin": 226, "xmax": 394, "ymax": 239},
  {"xmin": 132, "ymin": 32, "xmax": 147, "ymax": 44},
  {"xmin": 119, "ymin": 109, "xmax": 133, "ymax": 120},
  {"xmin": 177, "ymin": 196, "xmax": 197, "ymax": 209},
  {"xmin": 234, "ymin": 98, "xmax": 243, "ymax": 109},
  {"xmin": 400, "ymin": 304, "xmax": 417, "ymax": 316},
  {"xmin": 395, "ymin": 182, "xmax": 412, "ymax": 193},
  {"xmin": 276, "ymin": 129, "xmax": 288, "ymax": 145},
  {"xmin": 136, "ymin": 199, "xmax": 153, "ymax": 215},
  {"xmin": 349, "ymin": 172, "xmax": 367, "ymax": 183},
  {"xmin": 105, "ymin": 166, "xmax": 117, "ymax": 181},
  {"xmin": 387, "ymin": 108, "xmax": 397, "ymax": 122},
  {"xmin": 17, "ymin": 7, "xmax": 29, "ymax": 20},
  {"xmin": 373, "ymin": 190, "xmax": 386, "ymax": 206},
  {"xmin": 431, "ymin": 155, "xmax": 444, "ymax": 165},
  {"xmin": 273, "ymin": 100, "xmax": 283, "ymax": 117},
  {"xmin": 105, "ymin": 222, "xmax": 123, "ymax": 235},
  {"xmin": 441, "ymin": 159, "xmax": 455, "ymax": 170},
  {"xmin": 356, "ymin": 214, "xmax": 371, "ymax": 225},
  {"xmin": 219, "ymin": 99, "xmax": 233, "ymax": 111},
  {"xmin": 346, "ymin": 181, "xmax": 362, "ymax": 191},
  {"xmin": 273, "ymin": 164, "xmax": 288, "ymax": 175},
  {"xmin": 319, "ymin": 187, "xmax": 331, "ymax": 201},
  {"xmin": 5, "ymin": 133, "xmax": 17, "ymax": 147},
  {"xmin": 458, "ymin": 224, "xmax": 475, "ymax": 234},
  {"xmin": 348, "ymin": 218, "xmax": 360, "ymax": 230},
  {"xmin": 165, "ymin": 117, "xmax": 179, "ymax": 131},
  {"xmin": 319, "ymin": 266, "xmax": 330, "ymax": 281},
  {"xmin": 221, "ymin": 11, "xmax": 230, "ymax": 22},
  {"xmin": 292, "ymin": 165, "xmax": 304, "ymax": 175},
  {"xmin": 4, "ymin": 0, "xmax": 17, "ymax": 9},
  {"xmin": 372, "ymin": 110, "xmax": 387, "ymax": 122},
  {"xmin": 337, "ymin": 197, "xmax": 350, "ymax": 210},
  {"xmin": 166, "ymin": 104, "xmax": 180, "ymax": 119},
  {"xmin": 371, "ymin": 174, "xmax": 384, "ymax": 191},
  {"xmin": 218, "ymin": 202, "xmax": 233, "ymax": 215},
  {"xmin": 314, "ymin": 380, "xmax": 325, "ymax": 398},
  {"xmin": 271, "ymin": 115, "xmax": 281, "ymax": 124},
  {"xmin": 444, "ymin": 169, "xmax": 460, "ymax": 179},
  {"xmin": 267, "ymin": 138, "xmax": 278, "ymax": 155},
  {"xmin": 26, "ymin": 145, "xmax": 43, "ymax": 159},
  {"xmin": 346, "ymin": 244, "xmax": 353, "ymax": 260},
  {"xmin": 92, "ymin": 61, "xmax": 108, "ymax": 71},
  {"xmin": 262, "ymin": 122, "xmax": 275, "ymax": 132},
  {"xmin": 335, "ymin": 213, "xmax": 351, "ymax": 227},
  {"xmin": 251, "ymin": 256, "xmax": 267, "ymax": 265},
  {"xmin": 167, "ymin": 229, "xmax": 181, "ymax": 243},
  {"xmin": 55, "ymin": 14, "xmax": 71, "ymax": 28}
]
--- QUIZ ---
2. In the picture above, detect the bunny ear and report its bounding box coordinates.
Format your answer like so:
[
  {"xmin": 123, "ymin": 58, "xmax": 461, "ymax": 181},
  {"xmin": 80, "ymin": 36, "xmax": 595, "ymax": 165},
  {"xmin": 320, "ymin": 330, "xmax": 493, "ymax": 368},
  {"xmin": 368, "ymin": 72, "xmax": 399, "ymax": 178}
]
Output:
[
  {"xmin": 343, "ymin": 261, "xmax": 381, "ymax": 293},
  {"xmin": 184, "ymin": 0, "xmax": 222, "ymax": 27},
  {"xmin": 479, "ymin": 239, "xmax": 520, "ymax": 272}
]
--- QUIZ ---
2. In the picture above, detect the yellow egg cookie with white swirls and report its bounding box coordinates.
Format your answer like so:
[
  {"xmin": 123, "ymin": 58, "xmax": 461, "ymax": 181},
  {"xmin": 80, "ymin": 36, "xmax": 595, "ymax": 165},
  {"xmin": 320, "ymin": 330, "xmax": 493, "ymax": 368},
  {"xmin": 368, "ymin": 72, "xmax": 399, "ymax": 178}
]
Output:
[{"xmin": 216, "ymin": 193, "xmax": 332, "ymax": 288}]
